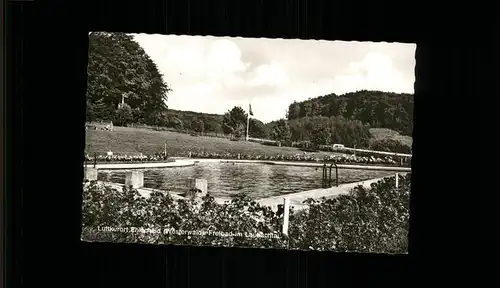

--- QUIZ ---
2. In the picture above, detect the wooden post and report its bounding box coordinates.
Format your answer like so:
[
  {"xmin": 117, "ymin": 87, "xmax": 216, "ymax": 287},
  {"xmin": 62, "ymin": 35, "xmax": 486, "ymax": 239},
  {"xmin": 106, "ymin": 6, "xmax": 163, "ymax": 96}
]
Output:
[
  {"xmin": 282, "ymin": 198, "xmax": 290, "ymax": 236},
  {"xmin": 335, "ymin": 165, "xmax": 339, "ymax": 187},
  {"xmin": 164, "ymin": 142, "xmax": 167, "ymax": 158},
  {"xmin": 84, "ymin": 167, "xmax": 98, "ymax": 181},
  {"xmin": 185, "ymin": 178, "xmax": 208, "ymax": 200},
  {"xmin": 84, "ymin": 158, "xmax": 87, "ymax": 180},
  {"xmin": 395, "ymin": 173, "xmax": 399, "ymax": 188}
]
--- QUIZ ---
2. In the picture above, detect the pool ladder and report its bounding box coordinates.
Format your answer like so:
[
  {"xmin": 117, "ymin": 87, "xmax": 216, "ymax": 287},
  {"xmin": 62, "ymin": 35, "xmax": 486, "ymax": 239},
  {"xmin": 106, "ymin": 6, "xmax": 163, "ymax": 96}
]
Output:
[{"xmin": 322, "ymin": 161, "xmax": 339, "ymax": 188}]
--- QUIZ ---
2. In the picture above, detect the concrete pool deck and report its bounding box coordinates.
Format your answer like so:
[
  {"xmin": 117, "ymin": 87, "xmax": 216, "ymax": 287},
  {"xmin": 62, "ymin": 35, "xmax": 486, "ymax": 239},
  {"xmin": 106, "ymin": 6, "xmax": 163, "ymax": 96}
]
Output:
[
  {"xmin": 95, "ymin": 181, "xmax": 230, "ymax": 204},
  {"xmin": 194, "ymin": 159, "xmax": 411, "ymax": 172},
  {"xmin": 88, "ymin": 158, "xmax": 411, "ymax": 172},
  {"xmin": 96, "ymin": 181, "xmax": 188, "ymax": 201},
  {"xmin": 257, "ymin": 175, "xmax": 397, "ymax": 211},
  {"xmin": 88, "ymin": 159, "xmax": 196, "ymax": 170}
]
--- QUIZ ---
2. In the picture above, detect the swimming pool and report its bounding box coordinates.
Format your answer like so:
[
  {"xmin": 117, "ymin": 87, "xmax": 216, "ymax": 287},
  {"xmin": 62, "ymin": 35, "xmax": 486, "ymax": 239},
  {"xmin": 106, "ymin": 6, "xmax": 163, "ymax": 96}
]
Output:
[{"xmin": 97, "ymin": 162, "xmax": 395, "ymax": 199}]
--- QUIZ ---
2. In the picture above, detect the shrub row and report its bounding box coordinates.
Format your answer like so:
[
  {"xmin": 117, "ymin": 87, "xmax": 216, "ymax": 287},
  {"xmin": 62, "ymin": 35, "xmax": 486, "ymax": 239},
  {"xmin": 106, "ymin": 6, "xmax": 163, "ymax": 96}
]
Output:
[
  {"xmin": 370, "ymin": 139, "xmax": 412, "ymax": 154},
  {"xmin": 188, "ymin": 152, "xmax": 407, "ymax": 166},
  {"xmin": 84, "ymin": 152, "xmax": 410, "ymax": 166},
  {"xmin": 81, "ymin": 174, "xmax": 410, "ymax": 253},
  {"xmin": 85, "ymin": 153, "xmax": 169, "ymax": 163}
]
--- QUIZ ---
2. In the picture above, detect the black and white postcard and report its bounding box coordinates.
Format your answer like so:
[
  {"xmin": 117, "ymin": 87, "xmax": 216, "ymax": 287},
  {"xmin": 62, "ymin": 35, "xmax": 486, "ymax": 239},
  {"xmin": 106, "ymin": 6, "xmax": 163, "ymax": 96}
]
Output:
[{"xmin": 82, "ymin": 32, "xmax": 414, "ymax": 254}]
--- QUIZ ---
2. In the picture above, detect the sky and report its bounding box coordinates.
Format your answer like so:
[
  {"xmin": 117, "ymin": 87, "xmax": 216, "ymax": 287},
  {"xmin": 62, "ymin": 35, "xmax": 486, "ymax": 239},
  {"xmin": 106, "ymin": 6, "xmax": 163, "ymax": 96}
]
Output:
[{"xmin": 132, "ymin": 34, "xmax": 416, "ymax": 123}]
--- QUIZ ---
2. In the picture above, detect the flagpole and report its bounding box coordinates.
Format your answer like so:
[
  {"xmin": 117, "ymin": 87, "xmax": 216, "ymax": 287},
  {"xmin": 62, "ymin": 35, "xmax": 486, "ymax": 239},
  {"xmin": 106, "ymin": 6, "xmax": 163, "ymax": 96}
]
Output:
[
  {"xmin": 246, "ymin": 102, "xmax": 253, "ymax": 141},
  {"xmin": 246, "ymin": 114, "xmax": 250, "ymax": 141}
]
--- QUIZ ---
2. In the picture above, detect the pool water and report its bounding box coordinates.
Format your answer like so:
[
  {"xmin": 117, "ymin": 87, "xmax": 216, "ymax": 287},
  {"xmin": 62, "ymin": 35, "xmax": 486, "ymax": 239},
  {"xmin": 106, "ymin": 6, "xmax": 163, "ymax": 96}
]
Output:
[{"xmin": 97, "ymin": 162, "xmax": 395, "ymax": 199}]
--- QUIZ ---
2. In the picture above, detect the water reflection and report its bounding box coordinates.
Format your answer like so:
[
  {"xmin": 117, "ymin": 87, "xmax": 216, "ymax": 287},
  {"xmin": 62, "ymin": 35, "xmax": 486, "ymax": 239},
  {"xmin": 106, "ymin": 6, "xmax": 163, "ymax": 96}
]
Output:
[{"xmin": 97, "ymin": 162, "xmax": 395, "ymax": 199}]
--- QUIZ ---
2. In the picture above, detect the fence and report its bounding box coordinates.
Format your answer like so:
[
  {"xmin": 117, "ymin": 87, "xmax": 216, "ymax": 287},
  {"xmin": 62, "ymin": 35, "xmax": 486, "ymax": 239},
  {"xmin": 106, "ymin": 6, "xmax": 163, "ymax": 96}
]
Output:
[{"xmin": 338, "ymin": 147, "xmax": 412, "ymax": 158}]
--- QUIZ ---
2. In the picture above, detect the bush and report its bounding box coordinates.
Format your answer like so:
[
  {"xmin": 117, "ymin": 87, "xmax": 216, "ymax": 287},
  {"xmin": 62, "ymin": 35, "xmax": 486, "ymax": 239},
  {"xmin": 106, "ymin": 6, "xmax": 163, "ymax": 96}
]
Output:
[
  {"xmin": 81, "ymin": 182, "xmax": 287, "ymax": 248},
  {"xmin": 370, "ymin": 139, "xmax": 412, "ymax": 154},
  {"xmin": 288, "ymin": 174, "xmax": 410, "ymax": 253},
  {"xmin": 81, "ymin": 173, "xmax": 410, "ymax": 253}
]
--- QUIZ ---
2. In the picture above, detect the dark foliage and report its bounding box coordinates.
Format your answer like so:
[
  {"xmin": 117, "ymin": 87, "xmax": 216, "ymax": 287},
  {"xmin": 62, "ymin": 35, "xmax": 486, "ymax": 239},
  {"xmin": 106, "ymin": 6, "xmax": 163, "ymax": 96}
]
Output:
[
  {"xmin": 287, "ymin": 90, "xmax": 413, "ymax": 136},
  {"xmin": 81, "ymin": 174, "xmax": 410, "ymax": 253}
]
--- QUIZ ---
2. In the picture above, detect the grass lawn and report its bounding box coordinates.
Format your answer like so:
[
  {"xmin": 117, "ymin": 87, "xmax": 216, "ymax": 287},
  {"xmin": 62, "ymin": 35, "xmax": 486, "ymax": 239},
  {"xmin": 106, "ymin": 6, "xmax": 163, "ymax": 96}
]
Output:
[
  {"xmin": 85, "ymin": 126, "xmax": 341, "ymax": 158},
  {"xmin": 369, "ymin": 128, "xmax": 413, "ymax": 147},
  {"xmin": 86, "ymin": 126, "xmax": 413, "ymax": 158}
]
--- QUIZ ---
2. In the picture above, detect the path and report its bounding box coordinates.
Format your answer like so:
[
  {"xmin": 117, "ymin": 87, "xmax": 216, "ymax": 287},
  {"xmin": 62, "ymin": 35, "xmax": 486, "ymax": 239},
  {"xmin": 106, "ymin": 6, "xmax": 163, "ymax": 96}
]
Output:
[
  {"xmin": 97, "ymin": 181, "xmax": 188, "ymax": 200},
  {"xmin": 256, "ymin": 177, "xmax": 384, "ymax": 210},
  {"xmin": 88, "ymin": 159, "xmax": 196, "ymax": 170},
  {"xmin": 257, "ymin": 173, "xmax": 408, "ymax": 211},
  {"xmin": 341, "ymin": 147, "xmax": 412, "ymax": 158}
]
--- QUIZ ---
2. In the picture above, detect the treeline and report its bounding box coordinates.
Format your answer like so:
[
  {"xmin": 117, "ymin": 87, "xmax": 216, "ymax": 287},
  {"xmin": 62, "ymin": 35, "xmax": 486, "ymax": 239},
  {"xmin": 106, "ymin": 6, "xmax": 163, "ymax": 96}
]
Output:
[
  {"xmin": 164, "ymin": 109, "xmax": 225, "ymax": 136},
  {"xmin": 266, "ymin": 116, "xmax": 372, "ymax": 148},
  {"xmin": 287, "ymin": 90, "xmax": 414, "ymax": 136},
  {"xmin": 164, "ymin": 107, "xmax": 269, "ymax": 138}
]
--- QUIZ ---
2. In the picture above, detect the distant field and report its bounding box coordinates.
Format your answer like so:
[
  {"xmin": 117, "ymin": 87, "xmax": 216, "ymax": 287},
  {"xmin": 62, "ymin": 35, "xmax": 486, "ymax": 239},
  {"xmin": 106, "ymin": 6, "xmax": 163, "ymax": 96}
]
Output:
[
  {"xmin": 85, "ymin": 126, "xmax": 341, "ymax": 158},
  {"xmin": 369, "ymin": 128, "xmax": 413, "ymax": 147}
]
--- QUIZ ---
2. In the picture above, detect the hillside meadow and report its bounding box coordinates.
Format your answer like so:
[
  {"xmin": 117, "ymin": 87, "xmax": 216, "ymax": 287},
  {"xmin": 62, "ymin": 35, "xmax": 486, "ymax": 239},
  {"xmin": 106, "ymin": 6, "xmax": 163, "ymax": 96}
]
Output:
[
  {"xmin": 85, "ymin": 126, "xmax": 338, "ymax": 157},
  {"xmin": 85, "ymin": 125, "xmax": 412, "ymax": 160},
  {"xmin": 369, "ymin": 128, "xmax": 413, "ymax": 147}
]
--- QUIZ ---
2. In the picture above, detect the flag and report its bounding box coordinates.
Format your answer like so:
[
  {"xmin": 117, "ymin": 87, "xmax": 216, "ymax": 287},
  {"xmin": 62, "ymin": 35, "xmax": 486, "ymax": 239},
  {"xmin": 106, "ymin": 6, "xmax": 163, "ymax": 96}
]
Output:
[{"xmin": 249, "ymin": 103, "xmax": 254, "ymax": 116}]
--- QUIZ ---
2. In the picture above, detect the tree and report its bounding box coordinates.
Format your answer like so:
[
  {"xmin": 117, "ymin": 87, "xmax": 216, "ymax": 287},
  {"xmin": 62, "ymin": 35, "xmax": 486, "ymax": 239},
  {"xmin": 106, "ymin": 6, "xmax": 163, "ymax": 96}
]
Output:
[
  {"xmin": 288, "ymin": 119, "xmax": 309, "ymax": 142},
  {"xmin": 89, "ymin": 98, "xmax": 112, "ymax": 121},
  {"xmin": 86, "ymin": 32, "xmax": 171, "ymax": 125},
  {"xmin": 370, "ymin": 139, "xmax": 412, "ymax": 154},
  {"xmin": 249, "ymin": 118, "xmax": 268, "ymax": 139},
  {"xmin": 190, "ymin": 118, "xmax": 205, "ymax": 134},
  {"xmin": 222, "ymin": 106, "xmax": 247, "ymax": 138},
  {"xmin": 310, "ymin": 119, "xmax": 331, "ymax": 147},
  {"xmin": 113, "ymin": 103, "xmax": 134, "ymax": 126},
  {"xmin": 86, "ymin": 99, "xmax": 95, "ymax": 122},
  {"xmin": 167, "ymin": 115, "xmax": 184, "ymax": 130},
  {"xmin": 270, "ymin": 119, "xmax": 292, "ymax": 144},
  {"xmin": 204, "ymin": 119, "xmax": 223, "ymax": 136},
  {"xmin": 287, "ymin": 101, "xmax": 301, "ymax": 120},
  {"xmin": 157, "ymin": 111, "xmax": 170, "ymax": 127},
  {"xmin": 284, "ymin": 90, "xmax": 413, "ymax": 136}
]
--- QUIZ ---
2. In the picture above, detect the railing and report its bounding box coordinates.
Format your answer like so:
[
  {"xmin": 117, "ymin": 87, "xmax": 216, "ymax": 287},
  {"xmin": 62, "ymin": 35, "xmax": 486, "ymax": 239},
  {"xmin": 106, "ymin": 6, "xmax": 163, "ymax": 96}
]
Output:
[
  {"xmin": 322, "ymin": 160, "xmax": 339, "ymax": 188},
  {"xmin": 338, "ymin": 147, "xmax": 412, "ymax": 158}
]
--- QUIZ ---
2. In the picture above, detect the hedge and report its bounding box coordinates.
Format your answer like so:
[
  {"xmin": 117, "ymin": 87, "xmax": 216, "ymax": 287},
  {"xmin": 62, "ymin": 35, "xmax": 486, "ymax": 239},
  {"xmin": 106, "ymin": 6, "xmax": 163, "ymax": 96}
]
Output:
[
  {"xmin": 84, "ymin": 152, "xmax": 411, "ymax": 167},
  {"xmin": 81, "ymin": 173, "xmax": 410, "ymax": 253}
]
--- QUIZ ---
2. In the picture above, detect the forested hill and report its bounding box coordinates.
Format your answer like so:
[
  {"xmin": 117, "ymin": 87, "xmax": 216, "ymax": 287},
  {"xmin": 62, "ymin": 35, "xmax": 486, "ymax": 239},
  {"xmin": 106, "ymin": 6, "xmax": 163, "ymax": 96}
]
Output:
[
  {"xmin": 286, "ymin": 90, "xmax": 414, "ymax": 136},
  {"xmin": 165, "ymin": 109, "xmax": 224, "ymax": 134}
]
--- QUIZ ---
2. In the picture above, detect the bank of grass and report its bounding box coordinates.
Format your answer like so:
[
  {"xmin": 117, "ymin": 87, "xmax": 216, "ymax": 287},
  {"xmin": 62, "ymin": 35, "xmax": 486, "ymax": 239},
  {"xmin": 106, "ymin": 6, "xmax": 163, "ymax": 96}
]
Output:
[
  {"xmin": 85, "ymin": 126, "xmax": 340, "ymax": 158},
  {"xmin": 369, "ymin": 128, "xmax": 413, "ymax": 147}
]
